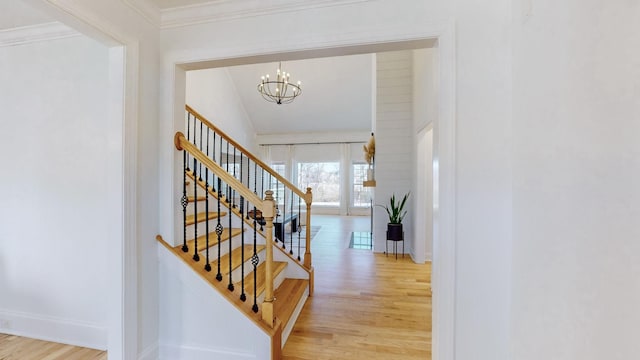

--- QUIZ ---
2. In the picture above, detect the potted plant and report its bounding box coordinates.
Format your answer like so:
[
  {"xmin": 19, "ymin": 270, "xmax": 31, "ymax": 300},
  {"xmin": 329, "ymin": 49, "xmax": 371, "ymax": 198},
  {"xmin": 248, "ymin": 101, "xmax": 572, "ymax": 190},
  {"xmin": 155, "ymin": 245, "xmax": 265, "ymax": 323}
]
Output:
[{"xmin": 379, "ymin": 192, "xmax": 410, "ymax": 241}]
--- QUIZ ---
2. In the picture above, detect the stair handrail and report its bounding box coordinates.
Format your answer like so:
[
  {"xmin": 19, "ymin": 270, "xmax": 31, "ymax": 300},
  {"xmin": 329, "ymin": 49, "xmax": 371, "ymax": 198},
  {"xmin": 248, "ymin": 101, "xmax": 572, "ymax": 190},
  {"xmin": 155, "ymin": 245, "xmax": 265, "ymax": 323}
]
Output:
[
  {"xmin": 175, "ymin": 131, "xmax": 263, "ymax": 207},
  {"xmin": 186, "ymin": 105, "xmax": 310, "ymax": 202},
  {"xmin": 186, "ymin": 105, "xmax": 314, "ymax": 270}
]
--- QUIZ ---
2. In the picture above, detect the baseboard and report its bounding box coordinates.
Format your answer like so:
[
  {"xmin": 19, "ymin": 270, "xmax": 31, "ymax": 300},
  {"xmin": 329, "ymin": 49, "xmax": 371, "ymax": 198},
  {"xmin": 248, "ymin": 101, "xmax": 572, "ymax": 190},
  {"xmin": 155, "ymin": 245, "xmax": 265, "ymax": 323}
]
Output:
[
  {"xmin": 139, "ymin": 341, "xmax": 159, "ymax": 360},
  {"xmin": 410, "ymin": 251, "xmax": 428, "ymax": 264},
  {"xmin": 160, "ymin": 343, "xmax": 257, "ymax": 360},
  {"xmin": 0, "ymin": 308, "xmax": 107, "ymax": 350}
]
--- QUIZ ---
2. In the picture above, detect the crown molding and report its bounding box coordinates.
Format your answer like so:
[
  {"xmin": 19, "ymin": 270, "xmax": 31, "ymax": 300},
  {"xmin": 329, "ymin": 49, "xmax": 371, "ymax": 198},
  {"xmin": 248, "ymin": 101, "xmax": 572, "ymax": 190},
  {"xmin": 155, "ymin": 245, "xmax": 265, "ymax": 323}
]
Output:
[
  {"xmin": 0, "ymin": 22, "xmax": 79, "ymax": 48},
  {"xmin": 160, "ymin": 0, "xmax": 371, "ymax": 29},
  {"xmin": 122, "ymin": 0, "xmax": 162, "ymax": 28}
]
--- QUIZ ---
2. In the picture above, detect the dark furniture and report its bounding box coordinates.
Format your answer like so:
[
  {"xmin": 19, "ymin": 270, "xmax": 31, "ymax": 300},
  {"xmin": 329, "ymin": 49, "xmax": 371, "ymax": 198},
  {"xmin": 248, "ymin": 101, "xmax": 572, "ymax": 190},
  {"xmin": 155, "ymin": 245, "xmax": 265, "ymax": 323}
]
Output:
[
  {"xmin": 274, "ymin": 213, "xmax": 298, "ymax": 241},
  {"xmin": 248, "ymin": 209, "xmax": 266, "ymax": 226},
  {"xmin": 386, "ymin": 225, "xmax": 404, "ymax": 259}
]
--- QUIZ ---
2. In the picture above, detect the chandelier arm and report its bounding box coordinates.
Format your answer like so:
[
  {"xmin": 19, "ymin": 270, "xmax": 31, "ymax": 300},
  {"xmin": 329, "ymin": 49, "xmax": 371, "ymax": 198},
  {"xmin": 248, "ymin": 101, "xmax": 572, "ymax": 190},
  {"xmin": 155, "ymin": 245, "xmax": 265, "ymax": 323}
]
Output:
[
  {"xmin": 260, "ymin": 90, "xmax": 277, "ymax": 103},
  {"xmin": 265, "ymin": 81, "xmax": 276, "ymax": 98}
]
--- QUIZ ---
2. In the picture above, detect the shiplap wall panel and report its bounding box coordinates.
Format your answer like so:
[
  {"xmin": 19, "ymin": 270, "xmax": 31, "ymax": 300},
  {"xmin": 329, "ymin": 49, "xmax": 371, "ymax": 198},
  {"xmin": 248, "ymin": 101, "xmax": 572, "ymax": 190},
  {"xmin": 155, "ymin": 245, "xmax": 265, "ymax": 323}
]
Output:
[{"xmin": 373, "ymin": 50, "xmax": 414, "ymax": 253}]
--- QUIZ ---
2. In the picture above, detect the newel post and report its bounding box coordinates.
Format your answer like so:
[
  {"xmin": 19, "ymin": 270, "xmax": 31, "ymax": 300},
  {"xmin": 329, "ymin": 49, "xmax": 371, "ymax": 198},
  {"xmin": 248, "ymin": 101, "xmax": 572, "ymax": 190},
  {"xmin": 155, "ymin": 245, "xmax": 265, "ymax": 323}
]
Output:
[
  {"xmin": 304, "ymin": 187, "xmax": 313, "ymax": 269},
  {"xmin": 262, "ymin": 190, "xmax": 276, "ymax": 327}
]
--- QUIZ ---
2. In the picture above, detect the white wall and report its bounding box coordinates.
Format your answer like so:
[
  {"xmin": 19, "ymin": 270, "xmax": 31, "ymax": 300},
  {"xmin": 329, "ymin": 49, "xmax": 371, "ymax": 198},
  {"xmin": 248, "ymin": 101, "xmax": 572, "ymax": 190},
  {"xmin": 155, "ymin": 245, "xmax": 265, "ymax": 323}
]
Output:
[
  {"xmin": 160, "ymin": 2, "xmax": 514, "ymax": 359},
  {"xmin": 21, "ymin": 1, "xmax": 163, "ymax": 358},
  {"xmin": 450, "ymin": 2, "xmax": 512, "ymax": 359},
  {"xmin": 158, "ymin": 247, "xmax": 270, "ymax": 360},
  {"xmin": 510, "ymin": 1, "xmax": 640, "ymax": 359},
  {"xmin": 373, "ymin": 50, "xmax": 414, "ymax": 254},
  {"xmin": 415, "ymin": 127, "xmax": 434, "ymax": 263},
  {"xmin": 34, "ymin": 1, "xmax": 635, "ymax": 359},
  {"xmin": 12, "ymin": 2, "xmax": 635, "ymax": 358},
  {"xmin": 0, "ymin": 34, "xmax": 109, "ymax": 349},
  {"xmin": 28, "ymin": 2, "xmax": 639, "ymax": 360},
  {"xmin": 413, "ymin": 48, "xmax": 438, "ymax": 132},
  {"xmin": 412, "ymin": 48, "xmax": 437, "ymax": 263},
  {"xmin": 186, "ymin": 68, "xmax": 258, "ymax": 152}
]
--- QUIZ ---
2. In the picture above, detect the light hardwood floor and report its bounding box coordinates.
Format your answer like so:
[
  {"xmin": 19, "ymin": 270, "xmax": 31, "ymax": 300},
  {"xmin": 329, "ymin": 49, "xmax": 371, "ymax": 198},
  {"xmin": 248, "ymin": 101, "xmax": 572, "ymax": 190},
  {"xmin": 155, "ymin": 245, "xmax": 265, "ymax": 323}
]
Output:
[
  {"xmin": 0, "ymin": 215, "xmax": 430, "ymax": 360},
  {"xmin": 0, "ymin": 334, "xmax": 107, "ymax": 360},
  {"xmin": 282, "ymin": 215, "xmax": 432, "ymax": 360}
]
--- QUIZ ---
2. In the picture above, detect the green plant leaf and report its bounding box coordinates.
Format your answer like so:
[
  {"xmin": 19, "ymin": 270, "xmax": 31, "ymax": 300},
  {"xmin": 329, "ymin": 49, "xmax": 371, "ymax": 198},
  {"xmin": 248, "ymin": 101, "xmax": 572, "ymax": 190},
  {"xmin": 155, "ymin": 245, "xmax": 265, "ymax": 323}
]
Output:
[{"xmin": 380, "ymin": 192, "xmax": 410, "ymax": 224}]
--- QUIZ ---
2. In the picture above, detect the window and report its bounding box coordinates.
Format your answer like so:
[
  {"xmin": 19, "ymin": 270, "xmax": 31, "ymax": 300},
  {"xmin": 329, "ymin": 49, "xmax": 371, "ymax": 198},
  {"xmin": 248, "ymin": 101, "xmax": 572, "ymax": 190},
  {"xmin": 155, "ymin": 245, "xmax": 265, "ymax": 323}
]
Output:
[
  {"xmin": 352, "ymin": 162, "xmax": 371, "ymax": 207},
  {"xmin": 267, "ymin": 162, "xmax": 286, "ymax": 204},
  {"xmin": 271, "ymin": 163, "xmax": 286, "ymax": 177},
  {"xmin": 297, "ymin": 162, "xmax": 340, "ymax": 206}
]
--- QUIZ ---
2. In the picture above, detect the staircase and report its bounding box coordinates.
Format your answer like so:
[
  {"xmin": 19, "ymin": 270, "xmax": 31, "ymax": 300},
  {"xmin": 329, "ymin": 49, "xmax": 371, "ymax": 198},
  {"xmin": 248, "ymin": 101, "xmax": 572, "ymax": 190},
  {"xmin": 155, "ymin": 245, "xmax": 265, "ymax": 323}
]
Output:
[{"xmin": 157, "ymin": 105, "xmax": 314, "ymax": 359}]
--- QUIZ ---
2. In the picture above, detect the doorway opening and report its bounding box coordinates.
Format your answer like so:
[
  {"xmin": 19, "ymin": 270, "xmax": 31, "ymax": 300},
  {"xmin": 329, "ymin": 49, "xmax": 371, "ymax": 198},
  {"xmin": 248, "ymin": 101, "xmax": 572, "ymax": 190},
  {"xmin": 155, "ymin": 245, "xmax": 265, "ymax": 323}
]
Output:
[{"xmin": 166, "ymin": 30, "xmax": 456, "ymax": 360}]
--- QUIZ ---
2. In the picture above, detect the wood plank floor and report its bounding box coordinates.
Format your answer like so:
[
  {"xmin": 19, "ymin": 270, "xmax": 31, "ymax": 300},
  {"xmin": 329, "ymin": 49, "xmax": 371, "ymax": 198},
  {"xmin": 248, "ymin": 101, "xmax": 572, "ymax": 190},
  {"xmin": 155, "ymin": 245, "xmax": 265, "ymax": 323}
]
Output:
[
  {"xmin": 282, "ymin": 215, "xmax": 432, "ymax": 360},
  {"xmin": 0, "ymin": 334, "xmax": 106, "ymax": 360},
  {"xmin": 0, "ymin": 215, "xmax": 430, "ymax": 360}
]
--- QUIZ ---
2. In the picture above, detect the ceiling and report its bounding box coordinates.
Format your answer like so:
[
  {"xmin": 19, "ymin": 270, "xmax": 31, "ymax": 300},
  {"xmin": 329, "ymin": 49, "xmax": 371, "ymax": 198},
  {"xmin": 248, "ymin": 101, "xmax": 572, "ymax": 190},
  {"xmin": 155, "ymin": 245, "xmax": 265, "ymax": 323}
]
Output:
[
  {"xmin": 151, "ymin": 0, "xmax": 214, "ymax": 9},
  {"xmin": 1, "ymin": 0, "xmax": 211, "ymax": 32},
  {"xmin": 224, "ymin": 54, "xmax": 374, "ymax": 135},
  {"xmin": 0, "ymin": 1, "xmax": 52, "ymax": 31},
  {"xmin": 5, "ymin": 0, "xmax": 379, "ymax": 136}
]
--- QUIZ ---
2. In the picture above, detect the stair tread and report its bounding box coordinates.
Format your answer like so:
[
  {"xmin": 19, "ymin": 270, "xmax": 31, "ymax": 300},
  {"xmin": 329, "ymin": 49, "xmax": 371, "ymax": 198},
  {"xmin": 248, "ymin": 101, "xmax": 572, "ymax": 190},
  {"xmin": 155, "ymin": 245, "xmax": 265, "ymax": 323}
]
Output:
[
  {"xmin": 240, "ymin": 261, "xmax": 288, "ymax": 296},
  {"xmin": 186, "ymin": 171, "xmax": 217, "ymax": 196},
  {"xmin": 274, "ymin": 278, "xmax": 308, "ymax": 327},
  {"xmin": 186, "ymin": 228, "xmax": 244, "ymax": 252},
  {"xmin": 210, "ymin": 244, "xmax": 265, "ymax": 276},
  {"xmin": 185, "ymin": 212, "xmax": 226, "ymax": 226},
  {"xmin": 187, "ymin": 195, "xmax": 207, "ymax": 202}
]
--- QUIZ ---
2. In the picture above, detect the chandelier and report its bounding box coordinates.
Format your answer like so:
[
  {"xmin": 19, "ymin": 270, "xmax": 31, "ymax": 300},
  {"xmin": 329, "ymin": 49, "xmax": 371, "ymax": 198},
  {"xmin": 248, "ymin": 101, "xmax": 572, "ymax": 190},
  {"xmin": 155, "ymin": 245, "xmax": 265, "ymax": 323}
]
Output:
[{"xmin": 257, "ymin": 62, "xmax": 302, "ymax": 105}]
